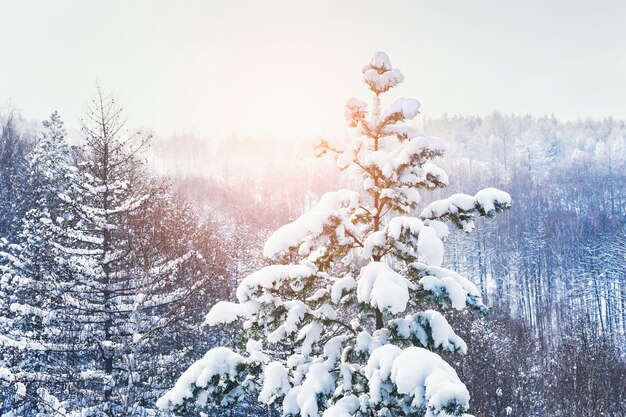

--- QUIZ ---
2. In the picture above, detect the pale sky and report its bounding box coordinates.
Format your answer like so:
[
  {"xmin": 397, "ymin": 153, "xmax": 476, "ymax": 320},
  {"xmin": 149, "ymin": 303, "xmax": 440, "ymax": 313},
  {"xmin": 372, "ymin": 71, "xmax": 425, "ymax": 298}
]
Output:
[{"xmin": 1, "ymin": 0, "xmax": 625, "ymax": 140}]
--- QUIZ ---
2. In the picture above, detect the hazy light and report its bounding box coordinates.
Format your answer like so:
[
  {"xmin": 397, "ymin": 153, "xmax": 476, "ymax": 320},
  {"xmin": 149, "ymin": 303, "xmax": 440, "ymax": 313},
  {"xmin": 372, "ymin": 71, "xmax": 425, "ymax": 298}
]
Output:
[{"xmin": 1, "ymin": 0, "xmax": 625, "ymax": 141}]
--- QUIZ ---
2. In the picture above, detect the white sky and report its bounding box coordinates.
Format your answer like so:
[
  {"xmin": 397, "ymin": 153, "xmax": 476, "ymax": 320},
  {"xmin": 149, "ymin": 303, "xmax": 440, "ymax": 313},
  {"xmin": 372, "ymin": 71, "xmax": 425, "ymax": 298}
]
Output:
[{"xmin": 1, "ymin": 0, "xmax": 625, "ymax": 140}]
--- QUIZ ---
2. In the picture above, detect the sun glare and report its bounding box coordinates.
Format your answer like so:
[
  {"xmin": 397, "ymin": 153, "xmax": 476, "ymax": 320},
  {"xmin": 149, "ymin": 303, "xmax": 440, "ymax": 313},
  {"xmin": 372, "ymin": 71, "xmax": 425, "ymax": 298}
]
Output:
[{"xmin": 208, "ymin": 40, "xmax": 357, "ymax": 141}]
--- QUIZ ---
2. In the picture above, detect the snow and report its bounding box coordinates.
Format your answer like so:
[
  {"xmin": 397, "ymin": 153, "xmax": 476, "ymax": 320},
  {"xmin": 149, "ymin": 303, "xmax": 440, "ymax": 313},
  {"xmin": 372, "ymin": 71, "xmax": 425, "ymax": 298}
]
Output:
[
  {"xmin": 363, "ymin": 68, "xmax": 404, "ymax": 94},
  {"xmin": 396, "ymin": 136, "xmax": 446, "ymax": 163},
  {"xmin": 424, "ymin": 220, "xmax": 450, "ymax": 239},
  {"xmin": 323, "ymin": 336, "xmax": 347, "ymax": 367},
  {"xmin": 268, "ymin": 301, "xmax": 312, "ymax": 344},
  {"xmin": 284, "ymin": 301, "xmax": 309, "ymax": 333},
  {"xmin": 263, "ymin": 190, "xmax": 360, "ymax": 260},
  {"xmin": 356, "ymin": 262, "xmax": 410, "ymax": 314},
  {"xmin": 331, "ymin": 275, "xmax": 356, "ymax": 304},
  {"xmin": 204, "ymin": 300, "xmax": 258, "ymax": 326},
  {"xmin": 386, "ymin": 124, "xmax": 419, "ymax": 141},
  {"xmin": 389, "ymin": 310, "xmax": 467, "ymax": 354},
  {"xmin": 156, "ymin": 347, "xmax": 246, "ymax": 409},
  {"xmin": 385, "ymin": 217, "xmax": 444, "ymax": 265},
  {"xmin": 360, "ymin": 52, "xmax": 405, "ymax": 94},
  {"xmin": 365, "ymin": 344, "xmax": 402, "ymax": 403},
  {"xmin": 420, "ymin": 275, "xmax": 467, "ymax": 310},
  {"xmin": 475, "ymin": 187, "xmax": 512, "ymax": 214},
  {"xmin": 364, "ymin": 51, "xmax": 393, "ymax": 72},
  {"xmin": 297, "ymin": 321, "xmax": 322, "ymax": 356},
  {"xmin": 381, "ymin": 98, "xmax": 421, "ymax": 121},
  {"xmin": 323, "ymin": 395, "xmax": 360, "ymax": 417},
  {"xmin": 361, "ymin": 230, "xmax": 387, "ymax": 259},
  {"xmin": 416, "ymin": 262, "xmax": 489, "ymax": 312},
  {"xmin": 258, "ymin": 361, "xmax": 291, "ymax": 404},
  {"xmin": 391, "ymin": 347, "xmax": 469, "ymax": 416},
  {"xmin": 420, "ymin": 188, "xmax": 511, "ymax": 221},
  {"xmin": 421, "ymin": 193, "xmax": 476, "ymax": 219},
  {"xmin": 283, "ymin": 386, "xmax": 303, "ymax": 416},
  {"xmin": 388, "ymin": 216, "xmax": 424, "ymax": 240},
  {"xmin": 423, "ymin": 161, "xmax": 449, "ymax": 186},
  {"xmin": 417, "ymin": 226, "xmax": 444, "ymax": 266},
  {"xmin": 345, "ymin": 97, "xmax": 368, "ymax": 126},
  {"xmin": 294, "ymin": 363, "xmax": 335, "ymax": 417},
  {"xmin": 235, "ymin": 263, "xmax": 317, "ymax": 303},
  {"xmin": 15, "ymin": 381, "xmax": 26, "ymax": 397},
  {"xmin": 355, "ymin": 331, "xmax": 383, "ymax": 355}
]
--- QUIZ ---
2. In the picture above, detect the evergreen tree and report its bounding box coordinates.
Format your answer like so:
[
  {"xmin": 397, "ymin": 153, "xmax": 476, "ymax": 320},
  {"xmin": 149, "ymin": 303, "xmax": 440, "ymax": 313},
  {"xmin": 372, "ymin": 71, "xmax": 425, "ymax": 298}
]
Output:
[
  {"xmin": 158, "ymin": 52, "xmax": 510, "ymax": 417},
  {"xmin": 52, "ymin": 87, "xmax": 210, "ymax": 416},
  {"xmin": 0, "ymin": 111, "xmax": 76, "ymax": 416},
  {"xmin": 0, "ymin": 114, "xmax": 33, "ymax": 239}
]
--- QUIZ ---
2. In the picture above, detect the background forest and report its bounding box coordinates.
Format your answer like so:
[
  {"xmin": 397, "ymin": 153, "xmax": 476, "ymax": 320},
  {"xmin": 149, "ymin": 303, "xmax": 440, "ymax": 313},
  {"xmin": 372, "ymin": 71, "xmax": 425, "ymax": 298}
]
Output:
[{"xmin": 1, "ymin": 98, "xmax": 624, "ymax": 416}]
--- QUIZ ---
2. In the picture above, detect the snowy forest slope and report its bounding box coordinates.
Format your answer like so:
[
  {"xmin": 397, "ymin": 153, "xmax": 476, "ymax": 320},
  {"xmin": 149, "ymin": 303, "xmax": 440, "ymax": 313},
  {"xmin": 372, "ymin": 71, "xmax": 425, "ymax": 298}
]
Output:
[
  {"xmin": 1, "ymin": 108, "xmax": 625, "ymax": 416},
  {"xmin": 152, "ymin": 113, "xmax": 626, "ymax": 415},
  {"xmin": 151, "ymin": 112, "xmax": 626, "ymax": 348}
]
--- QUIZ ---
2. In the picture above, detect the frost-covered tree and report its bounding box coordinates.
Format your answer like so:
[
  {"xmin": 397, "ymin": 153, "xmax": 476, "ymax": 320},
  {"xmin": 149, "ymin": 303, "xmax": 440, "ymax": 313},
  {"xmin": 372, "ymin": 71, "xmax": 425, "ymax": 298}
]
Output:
[
  {"xmin": 158, "ymin": 52, "xmax": 511, "ymax": 417},
  {"xmin": 46, "ymin": 87, "xmax": 212, "ymax": 416},
  {"xmin": 0, "ymin": 111, "xmax": 76, "ymax": 415},
  {"xmin": 0, "ymin": 114, "xmax": 33, "ymax": 239}
]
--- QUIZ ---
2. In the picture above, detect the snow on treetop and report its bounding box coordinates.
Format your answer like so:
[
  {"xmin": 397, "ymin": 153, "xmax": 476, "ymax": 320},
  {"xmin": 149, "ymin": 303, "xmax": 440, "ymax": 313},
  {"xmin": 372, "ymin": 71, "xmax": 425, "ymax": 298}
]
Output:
[
  {"xmin": 362, "ymin": 52, "xmax": 404, "ymax": 94},
  {"xmin": 263, "ymin": 189, "xmax": 360, "ymax": 260},
  {"xmin": 363, "ymin": 51, "xmax": 393, "ymax": 73},
  {"xmin": 363, "ymin": 68, "xmax": 404, "ymax": 94}
]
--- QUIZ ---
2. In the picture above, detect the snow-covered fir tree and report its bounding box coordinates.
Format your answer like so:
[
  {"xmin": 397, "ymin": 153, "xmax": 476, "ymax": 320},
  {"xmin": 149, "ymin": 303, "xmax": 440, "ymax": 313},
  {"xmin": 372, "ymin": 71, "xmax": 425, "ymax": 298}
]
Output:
[
  {"xmin": 158, "ymin": 52, "xmax": 511, "ymax": 417},
  {"xmin": 0, "ymin": 111, "xmax": 77, "ymax": 415}
]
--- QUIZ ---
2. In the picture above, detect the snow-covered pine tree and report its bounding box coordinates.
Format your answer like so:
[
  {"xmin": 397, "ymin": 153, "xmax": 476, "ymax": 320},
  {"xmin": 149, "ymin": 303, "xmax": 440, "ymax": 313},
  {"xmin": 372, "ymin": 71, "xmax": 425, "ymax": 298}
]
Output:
[
  {"xmin": 162, "ymin": 52, "xmax": 511, "ymax": 417},
  {"xmin": 47, "ymin": 87, "xmax": 210, "ymax": 416},
  {"xmin": 0, "ymin": 111, "xmax": 76, "ymax": 415}
]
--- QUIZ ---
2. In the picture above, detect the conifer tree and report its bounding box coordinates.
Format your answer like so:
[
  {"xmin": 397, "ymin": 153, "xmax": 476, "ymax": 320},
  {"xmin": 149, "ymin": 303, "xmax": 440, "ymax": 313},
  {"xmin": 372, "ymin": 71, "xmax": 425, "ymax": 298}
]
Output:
[
  {"xmin": 55, "ymin": 87, "xmax": 209, "ymax": 416},
  {"xmin": 0, "ymin": 111, "xmax": 76, "ymax": 416},
  {"xmin": 159, "ymin": 52, "xmax": 511, "ymax": 417}
]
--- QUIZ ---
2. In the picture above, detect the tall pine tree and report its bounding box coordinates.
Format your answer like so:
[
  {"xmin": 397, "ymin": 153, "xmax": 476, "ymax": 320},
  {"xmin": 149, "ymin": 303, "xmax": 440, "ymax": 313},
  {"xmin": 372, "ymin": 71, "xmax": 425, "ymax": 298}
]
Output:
[
  {"xmin": 55, "ymin": 87, "xmax": 209, "ymax": 416},
  {"xmin": 159, "ymin": 52, "xmax": 511, "ymax": 417}
]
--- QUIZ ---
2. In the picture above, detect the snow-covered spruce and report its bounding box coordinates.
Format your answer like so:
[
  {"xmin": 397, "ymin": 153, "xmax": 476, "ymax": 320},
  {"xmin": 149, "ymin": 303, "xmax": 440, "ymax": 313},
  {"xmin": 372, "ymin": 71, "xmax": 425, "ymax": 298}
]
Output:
[{"xmin": 159, "ymin": 52, "xmax": 510, "ymax": 417}]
